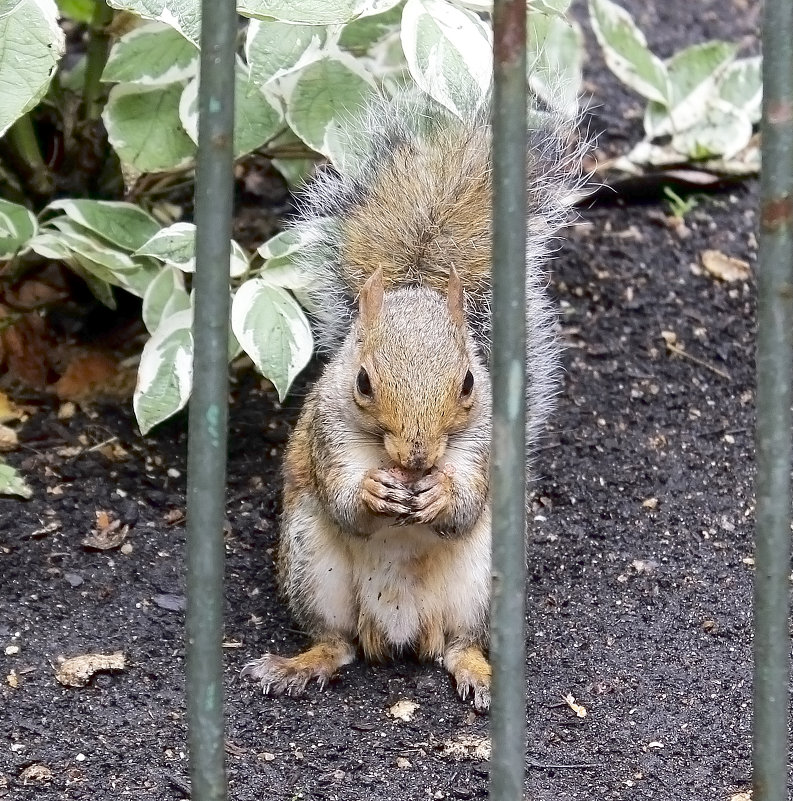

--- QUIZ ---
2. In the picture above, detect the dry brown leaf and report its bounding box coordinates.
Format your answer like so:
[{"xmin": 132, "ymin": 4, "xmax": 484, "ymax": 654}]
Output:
[
  {"xmin": 562, "ymin": 692, "xmax": 587, "ymax": 718},
  {"xmin": 0, "ymin": 423, "xmax": 18, "ymax": 452},
  {"xmin": 730, "ymin": 793, "xmax": 752, "ymax": 801},
  {"xmin": 96, "ymin": 440, "xmax": 129, "ymax": 461},
  {"xmin": 5, "ymin": 279, "xmax": 68, "ymax": 310},
  {"xmin": 6, "ymin": 670, "xmax": 19, "ymax": 688},
  {"xmin": 19, "ymin": 764, "xmax": 53, "ymax": 785},
  {"xmin": 388, "ymin": 699, "xmax": 419, "ymax": 722},
  {"xmin": 55, "ymin": 652, "xmax": 125, "ymax": 687},
  {"xmin": 53, "ymin": 351, "xmax": 135, "ymax": 402},
  {"xmin": 701, "ymin": 250, "xmax": 750, "ymax": 283},
  {"xmin": 1, "ymin": 311, "xmax": 52, "ymax": 389},
  {"xmin": 82, "ymin": 511, "xmax": 128, "ymax": 551},
  {"xmin": 0, "ymin": 392, "xmax": 25, "ymax": 424},
  {"xmin": 441, "ymin": 735, "xmax": 491, "ymax": 761}
]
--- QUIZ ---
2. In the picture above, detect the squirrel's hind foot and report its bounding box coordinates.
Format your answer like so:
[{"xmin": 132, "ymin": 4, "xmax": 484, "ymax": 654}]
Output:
[
  {"xmin": 444, "ymin": 644, "xmax": 492, "ymax": 712},
  {"xmin": 241, "ymin": 639, "xmax": 356, "ymax": 696}
]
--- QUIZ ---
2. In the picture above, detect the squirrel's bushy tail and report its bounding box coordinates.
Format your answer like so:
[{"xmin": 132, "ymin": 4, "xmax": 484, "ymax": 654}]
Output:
[{"xmin": 291, "ymin": 90, "xmax": 585, "ymax": 451}]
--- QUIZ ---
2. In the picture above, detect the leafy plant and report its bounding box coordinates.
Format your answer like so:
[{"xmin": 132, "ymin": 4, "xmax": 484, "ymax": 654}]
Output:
[
  {"xmin": 0, "ymin": 0, "xmax": 583, "ymax": 455},
  {"xmin": 589, "ymin": 0, "xmax": 761, "ymax": 173}
]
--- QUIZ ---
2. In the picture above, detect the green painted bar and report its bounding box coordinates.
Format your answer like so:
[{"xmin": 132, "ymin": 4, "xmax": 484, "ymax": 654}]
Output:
[
  {"xmin": 754, "ymin": 1, "xmax": 793, "ymax": 799},
  {"xmin": 490, "ymin": 1, "xmax": 528, "ymax": 800},
  {"xmin": 185, "ymin": 1, "xmax": 236, "ymax": 799}
]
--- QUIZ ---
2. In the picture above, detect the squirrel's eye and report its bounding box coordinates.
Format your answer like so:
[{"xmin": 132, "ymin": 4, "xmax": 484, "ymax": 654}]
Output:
[
  {"xmin": 461, "ymin": 369, "xmax": 474, "ymax": 398},
  {"xmin": 356, "ymin": 366, "xmax": 373, "ymax": 397}
]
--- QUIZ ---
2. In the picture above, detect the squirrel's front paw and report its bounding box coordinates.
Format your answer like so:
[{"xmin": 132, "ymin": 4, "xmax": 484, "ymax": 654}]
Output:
[
  {"xmin": 446, "ymin": 645, "xmax": 492, "ymax": 712},
  {"xmin": 362, "ymin": 469, "xmax": 413, "ymax": 517},
  {"xmin": 242, "ymin": 639, "xmax": 356, "ymax": 696},
  {"xmin": 407, "ymin": 466, "xmax": 453, "ymax": 525}
]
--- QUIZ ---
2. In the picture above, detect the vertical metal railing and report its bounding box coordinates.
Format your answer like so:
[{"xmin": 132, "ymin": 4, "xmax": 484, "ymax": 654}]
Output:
[
  {"xmin": 185, "ymin": 1, "xmax": 236, "ymax": 799},
  {"xmin": 754, "ymin": 0, "xmax": 793, "ymax": 799},
  {"xmin": 490, "ymin": 1, "xmax": 528, "ymax": 799}
]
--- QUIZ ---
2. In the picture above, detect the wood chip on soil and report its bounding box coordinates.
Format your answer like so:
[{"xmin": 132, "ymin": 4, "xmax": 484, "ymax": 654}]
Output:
[{"xmin": 55, "ymin": 652, "xmax": 125, "ymax": 687}]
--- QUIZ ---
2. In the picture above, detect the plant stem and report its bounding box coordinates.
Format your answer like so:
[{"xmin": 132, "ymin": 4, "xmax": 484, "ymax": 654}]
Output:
[
  {"xmin": 83, "ymin": 0, "xmax": 114, "ymax": 122},
  {"xmin": 6, "ymin": 115, "xmax": 53, "ymax": 196}
]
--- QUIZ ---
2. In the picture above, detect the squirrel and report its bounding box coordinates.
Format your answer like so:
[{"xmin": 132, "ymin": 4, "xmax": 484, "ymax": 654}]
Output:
[{"xmin": 242, "ymin": 92, "xmax": 582, "ymax": 711}]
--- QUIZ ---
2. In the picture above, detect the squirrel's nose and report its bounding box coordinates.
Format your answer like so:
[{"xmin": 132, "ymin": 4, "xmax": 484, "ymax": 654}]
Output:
[
  {"xmin": 405, "ymin": 446, "xmax": 429, "ymax": 471},
  {"xmin": 384, "ymin": 433, "xmax": 446, "ymax": 472}
]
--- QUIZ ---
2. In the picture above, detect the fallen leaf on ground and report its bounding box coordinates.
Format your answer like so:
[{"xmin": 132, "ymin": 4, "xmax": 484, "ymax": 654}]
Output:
[
  {"xmin": 0, "ymin": 392, "xmax": 25, "ymax": 423},
  {"xmin": 730, "ymin": 793, "xmax": 751, "ymax": 801},
  {"xmin": 563, "ymin": 692, "xmax": 587, "ymax": 718},
  {"xmin": 0, "ymin": 424, "xmax": 18, "ymax": 452},
  {"xmin": 19, "ymin": 764, "xmax": 53, "ymax": 785},
  {"xmin": 701, "ymin": 250, "xmax": 750, "ymax": 283},
  {"xmin": 0, "ymin": 310, "xmax": 52, "ymax": 388},
  {"xmin": 441, "ymin": 735, "xmax": 491, "ymax": 761},
  {"xmin": 55, "ymin": 652, "xmax": 125, "ymax": 687},
  {"xmin": 53, "ymin": 350, "xmax": 136, "ymax": 402},
  {"xmin": 388, "ymin": 699, "xmax": 419, "ymax": 721},
  {"xmin": 82, "ymin": 511, "xmax": 128, "ymax": 550}
]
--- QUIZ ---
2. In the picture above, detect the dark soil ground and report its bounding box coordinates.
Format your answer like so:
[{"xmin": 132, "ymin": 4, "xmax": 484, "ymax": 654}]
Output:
[{"xmin": 0, "ymin": 1, "xmax": 772, "ymax": 799}]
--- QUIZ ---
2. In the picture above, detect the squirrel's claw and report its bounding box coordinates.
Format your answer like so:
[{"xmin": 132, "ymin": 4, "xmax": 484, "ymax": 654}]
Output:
[
  {"xmin": 362, "ymin": 470, "xmax": 414, "ymax": 517},
  {"xmin": 406, "ymin": 470, "xmax": 451, "ymax": 525},
  {"xmin": 454, "ymin": 671, "xmax": 491, "ymax": 712},
  {"xmin": 242, "ymin": 639, "xmax": 355, "ymax": 696},
  {"xmin": 242, "ymin": 648, "xmax": 347, "ymax": 697}
]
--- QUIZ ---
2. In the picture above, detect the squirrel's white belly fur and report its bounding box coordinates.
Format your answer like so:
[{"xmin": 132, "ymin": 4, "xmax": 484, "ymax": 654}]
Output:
[{"xmin": 290, "ymin": 500, "xmax": 491, "ymax": 649}]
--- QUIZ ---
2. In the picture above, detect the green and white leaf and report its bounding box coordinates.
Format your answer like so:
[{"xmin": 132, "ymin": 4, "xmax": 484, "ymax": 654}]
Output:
[
  {"xmin": 106, "ymin": 0, "xmax": 200, "ymax": 46},
  {"xmin": 0, "ymin": 461, "xmax": 31, "ymax": 499},
  {"xmin": 136, "ymin": 221, "xmax": 249, "ymax": 277},
  {"xmin": 103, "ymin": 82, "xmax": 196, "ymax": 172},
  {"xmin": 644, "ymin": 41, "xmax": 736, "ymax": 138},
  {"xmin": 56, "ymin": 0, "xmax": 94, "ymax": 22},
  {"xmin": 266, "ymin": 128, "xmax": 318, "ymax": 186},
  {"xmin": 530, "ymin": 0, "xmax": 572, "ymax": 13},
  {"xmin": 239, "ymin": 0, "xmax": 403, "ymax": 25},
  {"xmin": 588, "ymin": 0, "xmax": 669, "ymax": 105},
  {"xmin": 179, "ymin": 60, "xmax": 282, "ymax": 158},
  {"xmin": 70, "ymin": 261, "xmax": 118, "ymax": 308},
  {"xmin": 231, "ymin": 278, "xmax": 312, "ymax": 401},
  {"xmin": 245, "ymin": 19, "xmax": 329, "ymax": 86},
  {"xmin": 29, "ymin": 227, "xmax": 123, "ymax": 307},
  {"xmin": 257, "ymin": 231, "xmax": 313, "ymax": 297},
  {"xmin": 0, "ymin": 0, "xmax": 66, "ymax": 137},
  {"xmin": 401, "ymin": 0, "xmax": 492, "ymax": 118},
  {"xmin": 136, "ymin": 221, "xmax": 196, "ymax": 268},
  {"xmin": 45, "ymin": 199, "xmax": 161, "ymax": 252},
  {"xmin": 256, "ymin": 229, "xmax": 304, "ymax": 261},
  {"xmin": 527, "ymin": 13, "xmax": 583, "ymax": 117},
  {"xmin": 339, "ymin": 3, "xmax": 403, "ymax": 54},
  {"xmin": 717, "ymin": 56, "xmax": 762, "ymax": 123},
  {"xmin": 44, "ymin": 219, "xmax": 160, "ymax": 296},
  {"xmin": 142, "ymin": 265, "xmax": 190, "ymax": 334},
  {"xmin": 102, "ymin": 21, "xmax": 198, "ymax": 86},
  {"xmin": 671, "ymin": 99, "xmax": 753, "ymax": 161},
  {"xmin": 134, "ymin": 307, "xmax": 194, "ymax": 434},
  {"xmin": 281, "ymin": 51, "xmax": 376, "ymax": 164},
  {"xmin": 0, "ymin": 199, "xmax": 37, "ymax": 259}
]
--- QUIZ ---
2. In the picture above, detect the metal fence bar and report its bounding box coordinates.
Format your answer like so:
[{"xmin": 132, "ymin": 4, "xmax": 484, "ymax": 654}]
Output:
[
  {"xmin": 185, "ymin": 1, "xmax": 236, "ymax": 799},
  {"xmin": 490, "ymin": 1, "xmax": 528, "ymax": 799},
  {"xmin": 754, "ymin": 0, "xmax": 793, "ymax": 798}
]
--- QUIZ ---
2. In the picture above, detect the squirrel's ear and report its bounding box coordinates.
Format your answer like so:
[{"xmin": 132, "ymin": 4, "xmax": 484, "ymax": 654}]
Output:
[
  {"xmin": 447, "ymin": 266, "xmax": 465, "ymax": 326},
  {"xmin": 359, "ymin": 268, "xmax": 384, "ymax": 328}
]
